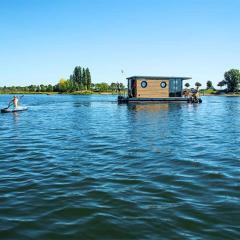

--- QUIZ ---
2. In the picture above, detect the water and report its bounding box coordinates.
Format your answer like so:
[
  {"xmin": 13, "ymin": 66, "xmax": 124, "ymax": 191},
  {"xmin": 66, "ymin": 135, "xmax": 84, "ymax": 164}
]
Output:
[{"xmin": 0, "ymin": 94, "xmax": 239, "ymax": 239}]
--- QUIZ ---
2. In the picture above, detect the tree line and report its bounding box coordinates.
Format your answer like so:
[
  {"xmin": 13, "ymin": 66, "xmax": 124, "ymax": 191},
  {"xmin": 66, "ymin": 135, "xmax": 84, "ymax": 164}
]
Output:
[
  {"xmin": 0, "ymin": 66, "xmax": 126, "ymax": 93},
  {"xmin": 54, "ymin": 66, "xmax": 92, "ymax": 92},
  {"xmin": 0, "ymin": 84, "xmax": 56, "ymax": 93},
  {"xmin": 184, "ymin": 69, "xmax": 240, "ymax": 92},
  {"xmin": 1, "ymin": 67, "xmax": 238, "ymax": 94}
]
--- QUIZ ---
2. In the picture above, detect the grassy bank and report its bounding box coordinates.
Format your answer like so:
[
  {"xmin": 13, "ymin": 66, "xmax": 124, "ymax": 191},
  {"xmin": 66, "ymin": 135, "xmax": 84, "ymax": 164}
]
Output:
[{"xmin": 200, "ymin": 89, "xmax": 240, "ymax": 96}]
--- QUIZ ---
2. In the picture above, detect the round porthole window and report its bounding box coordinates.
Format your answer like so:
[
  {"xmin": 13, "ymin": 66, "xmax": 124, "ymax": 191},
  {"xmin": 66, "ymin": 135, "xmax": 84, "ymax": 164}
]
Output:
[
  {"xmin": 160, "ymin": 81, "xmax": 167, "ymax": 88},
  {"xmin": 141, "ymin": 81, "xmax": 147, "ymax": 88}
]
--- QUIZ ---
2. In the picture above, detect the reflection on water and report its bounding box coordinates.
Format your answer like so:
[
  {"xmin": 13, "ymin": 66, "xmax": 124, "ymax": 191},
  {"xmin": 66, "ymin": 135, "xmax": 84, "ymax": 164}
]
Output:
[
  {"xmin": 73, "ymin": 101, "xmax": 92, "ymax": 108},
  {"xmin": 128, "ymin": 103, "xmax": 170, "ymax": 112},
  {"xmin": 0, "ymin": 95, "xmax": 240, "ymax": 239},
  {"xmin": 12, "ymin": 112, "xmax": 20, "ymax": 122}
]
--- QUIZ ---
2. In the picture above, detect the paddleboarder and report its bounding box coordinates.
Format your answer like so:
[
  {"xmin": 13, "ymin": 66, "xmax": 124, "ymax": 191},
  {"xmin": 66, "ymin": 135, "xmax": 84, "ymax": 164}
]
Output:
[
  {"xmin": 8, "ymin": 96, "xmax": 19, "ymax": 109},
  {"xmin": 1, "ymin": 95, "xmax": 27, "ymax": 113}
]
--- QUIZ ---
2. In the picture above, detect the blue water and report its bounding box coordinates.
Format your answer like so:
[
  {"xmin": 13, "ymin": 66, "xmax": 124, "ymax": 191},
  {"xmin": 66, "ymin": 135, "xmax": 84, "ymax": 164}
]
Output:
[{"xmin": 0, "ymin": 94, "xmax": 240, "ymax": 239}]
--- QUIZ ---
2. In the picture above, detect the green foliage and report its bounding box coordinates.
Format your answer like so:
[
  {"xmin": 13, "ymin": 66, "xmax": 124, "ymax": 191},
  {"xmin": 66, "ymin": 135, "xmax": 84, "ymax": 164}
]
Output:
[
  {"xmin": 57, "ymin": 78, "xmax": 69, "ymax": 92},
  {"xmin": 70, "ymin": 66, "xmax": 92, "ymax": 91},
  {"xmin": 217, "ymin": 80, "xmax": 226, "ymax": 88},
  {"xmin": 195, "ymin": 82, "xmax": 202, "ymax": 88},
  {"xmin": 0, "ymin": 84, "xmax": 57, "ymax": 93},
  {"xmin": 86, "ymin": 68, "xmax": 91, "ymax": 90},
  {"xmin": 224, "ymin": 69, "xmax": 240, "ymax": 92},
  {"xmin": 110, "ymin": 82, "xmax": 117, "ymax": 91},
  {"xmin": 73, "ymin": 66, "xmax": 82, "ymax": 89},
  {"xmin": 204, "ymin": 89, "xmax": 216, "ymax": 94},
  {"xmin": 119, "ymin": 83, "xmax": 125, "ymax": 90},
  {"xmin": 82, "ymin": 68, "xmax": 87, "ymax": 89},
  {"xmin": 95, "ymin": 82, "xmax": 110, "ymax": 92},
  {"xmin": 206, "ymin": 80, "xmax": 213, "ymax": 89},
  {"xmin": 0, "ymin": 66, "xmax": 127, "ymax": 94}
]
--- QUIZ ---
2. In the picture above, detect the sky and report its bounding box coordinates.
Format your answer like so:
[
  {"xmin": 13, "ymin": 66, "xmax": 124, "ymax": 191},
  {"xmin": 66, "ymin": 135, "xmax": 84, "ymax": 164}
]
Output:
[{"xmin": 0, "ymin": 0, "xmax": 240, "ymax": 87}]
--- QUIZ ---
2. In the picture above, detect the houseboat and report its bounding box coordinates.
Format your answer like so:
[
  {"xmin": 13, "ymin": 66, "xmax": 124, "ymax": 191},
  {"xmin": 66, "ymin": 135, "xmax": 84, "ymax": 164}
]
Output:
[{"xmin": 118, "ymin": 76, "xmax": 202, "ymax": 103}]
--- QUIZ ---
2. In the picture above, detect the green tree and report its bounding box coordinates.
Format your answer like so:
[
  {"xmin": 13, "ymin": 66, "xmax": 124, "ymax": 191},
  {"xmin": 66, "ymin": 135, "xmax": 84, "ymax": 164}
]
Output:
[
  {"xmin": 224, "ymin": 69, "xmax": 240, "ymax": 92},
  {"xmin": 95, "ymin": 83, "xmax": 110, "ymax": 92},
  {"xmin": 58, "ymin": 78, "xmax": 69, "ymax": 92},
  {"xmin": 82, "ymin": 68, "xmax": 87, "ymax": 89},
  {"xmin": 36, "ymin": 85, "xmax": 41, "ymax": 92},
  {"xmin": 110, "ymin": 82, "xmax": 117, "ymax": 91},
  {"xmin": 70, "ymin": 66, "xmax": 92, "ymax": 91},
  {"xmin": 68, "ymin": 78, "xmax": 76, "ymax": 92},
  {"xmin": 206, "ymin": 80, "xmax": 213, "ymax": 89},
  {"xmin": 217, "ymin": 80, "xmax": 226, "ymax": 89},
  {"xmin": 28, "ymin": 85, "xmax": 36, "ymax": 92},
  {"xmin": 119, "ymin": 83, "xmax": 125, "ymax": 90},
  {"xmin": 195, "ymin": 82, "xmax": 202, "ymax": 88},
  {"xmin": 53, "ymin": 85, "xmax": 59, "ymax": 92},
  {"xmin": 40, "ymin": 84, "xmax": 46, "ymax": 92},
  {"xmin": 47, "ymin": 84, "xmax": 53, "ymax": 92},
  {"xmin": 24, "ymin": 86, "xmax": 29, "ymax": 92},
  {"xmin": 69, "ymin": 74, "xmax": 77, "ymax": 91},
  {"xmin": 86, "ymin": 68, "xmax": 91, "ymax": 90},
  {"xmin": 90, "ymin": 83, "xmax": 95, "ymax": 90},
  {"xmin": 72, "ymin": 66, "xmax": 82, "ymax": 89}
]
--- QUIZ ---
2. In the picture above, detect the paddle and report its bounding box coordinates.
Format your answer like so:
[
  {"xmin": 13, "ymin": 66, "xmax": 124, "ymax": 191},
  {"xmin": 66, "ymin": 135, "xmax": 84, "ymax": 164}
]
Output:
[{"xmin": 3, "ymin": 95, "xmax": 24, "ymax": 110}]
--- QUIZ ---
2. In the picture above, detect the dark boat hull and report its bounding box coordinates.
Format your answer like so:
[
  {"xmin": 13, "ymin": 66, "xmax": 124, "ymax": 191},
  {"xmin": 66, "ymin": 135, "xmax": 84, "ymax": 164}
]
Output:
[
  {"xmin": 118, "ymin": 96, "xmax": 190, "ymax": 103},
  {"xmin": 1, "ymin": 107, "xmax": 28, "ymax": 113}
]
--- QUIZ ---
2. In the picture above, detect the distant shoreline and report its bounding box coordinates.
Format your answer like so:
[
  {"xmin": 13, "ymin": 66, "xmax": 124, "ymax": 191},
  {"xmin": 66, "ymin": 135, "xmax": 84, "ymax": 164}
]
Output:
[
  {"xmin": 0, "ymin": 91, "xmax": 239, "ymax": 97},
  {"xmin": 0, "ymin": 91, "xmax": 124, "ymax": 95},
  {"xmin": 200, "ymin": 92, "xmax": 240, "ymax": 97}
]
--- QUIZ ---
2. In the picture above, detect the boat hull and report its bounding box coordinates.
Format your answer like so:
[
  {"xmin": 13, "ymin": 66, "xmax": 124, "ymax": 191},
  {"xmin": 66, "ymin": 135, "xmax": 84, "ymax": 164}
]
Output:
[
  {"xmin": 1, "ymin": 107, "xmax": 28, "ymax": 113},
  {"xmin": 118, "ymin": 96, "xmax": 189, "ymax": 103}
]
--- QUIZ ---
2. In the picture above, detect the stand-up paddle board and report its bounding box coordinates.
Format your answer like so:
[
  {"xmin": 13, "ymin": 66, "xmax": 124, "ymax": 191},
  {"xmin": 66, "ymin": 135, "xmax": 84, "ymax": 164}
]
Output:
[{"xmin": 1, "ymin": 106, "xmax": 28, "ymax": 113}]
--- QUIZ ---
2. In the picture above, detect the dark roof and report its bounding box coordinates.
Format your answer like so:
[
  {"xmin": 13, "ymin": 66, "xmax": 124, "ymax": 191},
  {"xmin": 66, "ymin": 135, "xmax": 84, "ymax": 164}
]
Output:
[{"xmin": 127, "ymin": 76, "xmax": 191, "ymax": 80}]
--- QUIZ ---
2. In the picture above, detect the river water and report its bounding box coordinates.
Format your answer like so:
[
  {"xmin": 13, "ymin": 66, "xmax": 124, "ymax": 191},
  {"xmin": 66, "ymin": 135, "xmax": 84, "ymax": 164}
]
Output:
[{"xmin": 0, "ymin": 94, "xmax": 239, "ymax": 239}]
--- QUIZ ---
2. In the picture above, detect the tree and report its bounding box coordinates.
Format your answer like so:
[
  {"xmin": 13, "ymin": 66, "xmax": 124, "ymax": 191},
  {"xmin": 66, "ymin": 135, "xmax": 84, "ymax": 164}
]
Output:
[
  {"xmin": 119, "ymin": 83, "xmax": 125, "ymax": 90},
  {"xmin": 71, "ymin": 66, "xmax": 92, "ymax": 90},
  {"xmin": 224, "ymin": 69, "xmax": 240, "ymax": 92},
  {"xmin": 185, "ymin": 83, "xmax": 190, "ymax": 88},
  {"xmin": 90, "ymin": 83, "xmax": 95, "ymax": 90},
  {"xmin": 53, "ymin": 85, "xmax": 59, "ymax": 92},
  {"xmin": 69, "ymin": 74, "xmax": 77, "ymax": 91},
  {"xmin": 40, "ymin": 84, "xmax": 46, "ymax": 92},
  {"xmin": 47, "ymin": 84, "xmax": 53, "ymax": 92},
  {"xmin": 82, "ymin": 68, "xmax": 87, "ymax": 89},
  {"xmin": 95, "ymin": 83, "xmax": 110, "ymax": 92},
  {"xmin": 28, "ymin": 85, "xmax": 37, "ymax": 92},
  {"xmin": 86, "ymin": 68, "xmax": 91, "ymax": 90},
  {"xmin": 206, "ymin": 80, "xmax": 213, "ymax": 89},
  {"xmin": 58, "ymin": 78, "xmax": 69, "ymax": 92},
  {"xmin": 217, "ymin": 80, "xmax": 226, "ymax": 89},
  {"xmin": 36, "ymin": 85, "xmax": 41, "ymax": 92},
  {"xmin": 110, "ymin": 82, "xmax": 117, "ymax": 91},
  {"xmin": 195, "ymin": 82, "xmax": 202, "ymax": 88},
  {"xmin": 72, "ymin": 66, "xmax": 82, "ymax": 89}
]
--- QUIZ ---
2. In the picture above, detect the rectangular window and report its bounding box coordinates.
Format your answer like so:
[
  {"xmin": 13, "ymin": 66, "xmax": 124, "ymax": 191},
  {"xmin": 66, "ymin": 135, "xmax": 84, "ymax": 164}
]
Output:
[{"xmin": 169, "ymin": 79, "xmax": 182, "ymax": 97}]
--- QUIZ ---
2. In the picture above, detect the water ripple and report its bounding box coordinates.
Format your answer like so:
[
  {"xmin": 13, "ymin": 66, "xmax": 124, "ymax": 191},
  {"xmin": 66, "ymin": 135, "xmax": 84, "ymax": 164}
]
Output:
[{"xmin": 0, "ymin": 95, "xmax": 240, "ymax": 239}]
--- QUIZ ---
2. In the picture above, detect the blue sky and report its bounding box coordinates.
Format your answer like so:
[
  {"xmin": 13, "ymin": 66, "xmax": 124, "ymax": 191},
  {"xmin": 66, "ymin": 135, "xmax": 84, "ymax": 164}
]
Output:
[{"xmin": 0, "ymin": 0, "xmax": 239, "ymax": 87}]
